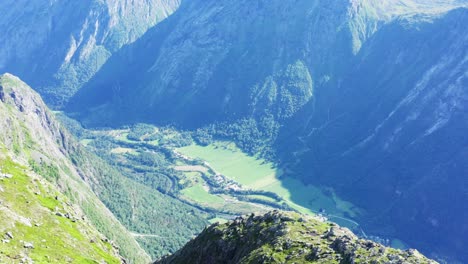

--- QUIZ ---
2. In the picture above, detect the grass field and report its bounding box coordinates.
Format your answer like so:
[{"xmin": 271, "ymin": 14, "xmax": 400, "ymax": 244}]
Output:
[
  {"xmin": 79, "ymin": 139, "xmax": 93, "ymax": 146},
  {"xmin": 177, "ymin": 142, "xmax": 279, "ymax": 187},
  {"xmin": 181, "ymin": 184, "xmax": 225, "ymax": 205},
  {"xmin": 177, "ymin": 141, "xmax": 362, "ymax": 221},
  {"xmin": 208, "ymin": 217, "xmax": 228, "ymax": 224},
  {"xmin": 110, "ymin": 147, "xmax": 136, "ymax": 154},
  {"xmin": 0, "ymin": 158, "xmax": 120, "ymax": 263},
  {"xmin": 174, "ymin": 165, "xmax": 208, "ymax": 173}
]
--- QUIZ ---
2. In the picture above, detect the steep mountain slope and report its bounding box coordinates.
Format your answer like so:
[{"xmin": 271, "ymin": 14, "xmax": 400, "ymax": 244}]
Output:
[
  {"xmin": 156, "ymin": 211, "xmax": 435, "ymax": 264},
  {"xmin": 278, "ymin": 7, "xmax": 468, "ymax": 261},
  {"xmin": 0, "ymin": 0, "xmax": 180, "ymax": 107},
  {"xmin": 68, "ymin": 0, "xmax": 465, "ymax": 127},
  {"xmin": 0, "ymin": 157, "xmax": 121, "ymax": 263},
  {"xmin": 0, "ymin": 73, "xmax": 150, "ymax": 263},
  {"xmin": 67, "ymin": 0, "xmax": 351, "ymax": 126}
]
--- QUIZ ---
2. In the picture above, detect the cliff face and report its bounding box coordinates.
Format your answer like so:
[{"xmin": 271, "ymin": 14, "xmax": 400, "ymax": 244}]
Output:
[
  {"xmin": 0, "ymin": 0, "xmax": 180, "ymax": 107},
  {"xmin": 156, "ymin": 211, "xmax": 436, "ymax": 264},
  {"xmin": 0, "ymin": 73, "xmax": 150, "ymax": 263}
]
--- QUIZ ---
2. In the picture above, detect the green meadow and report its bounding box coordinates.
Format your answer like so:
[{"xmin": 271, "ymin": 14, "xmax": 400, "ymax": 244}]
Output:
[
  {"xmin": 177, "ymin": 141, "xmax": 362, "ymax": 222},
  {"xmin": 181, "ymin": 184, "xmax": 225, "ymax": 205},
  {"xmin": 0, "ymin": 158, "xmax": 120, "ymax": 264},
  {"xmin": 177, "ymin": 142, "xmax": 279, "ymax": 187}
]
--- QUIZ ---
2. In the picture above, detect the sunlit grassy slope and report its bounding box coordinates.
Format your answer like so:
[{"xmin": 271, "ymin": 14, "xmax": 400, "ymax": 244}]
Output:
[
  {"xmin": 0, "ymin": 157, "xmax": 120, "ymax": 264},
  {"xmin": 181, "ymin": 184, "xmax": 225, "ymax": 205}
]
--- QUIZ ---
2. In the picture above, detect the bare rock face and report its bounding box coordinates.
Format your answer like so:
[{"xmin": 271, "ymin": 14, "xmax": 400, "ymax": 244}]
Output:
[
  {"xmin": 0, "ymin": 85, "xmax": 4, "ymax": 102},
  {"xmin": 156, "ymin": 211, "xmax": 437, "ymax": 264}
]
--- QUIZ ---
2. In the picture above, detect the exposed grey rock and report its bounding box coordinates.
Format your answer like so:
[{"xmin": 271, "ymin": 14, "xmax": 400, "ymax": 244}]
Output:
[
  {"xmin": 23, "ymin": 242, "xmax": 34, "ymax": 249},
  {"xmin": 5, "ymin": 231, "xmax": 13, "ymax": 239},
  {"xmin": 55, "ymin": 212, "xmax": 64, "ymax": 217},
  {"xmin": 0, "ymin": 84, "xmax": 4, "ymax": 102},
  {"xmin": 0, "ymin": 173, "xmax": 12, "ymax": 179}
]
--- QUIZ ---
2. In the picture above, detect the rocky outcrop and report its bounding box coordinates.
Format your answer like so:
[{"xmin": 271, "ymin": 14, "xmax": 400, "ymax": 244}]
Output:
[
  {"xmin": 0, "ymin": 84, "xmax": 4, "ymax": 102},
  {"xmin": 156, "ymin": 211, "xmax": 436, "ymax": 264}
]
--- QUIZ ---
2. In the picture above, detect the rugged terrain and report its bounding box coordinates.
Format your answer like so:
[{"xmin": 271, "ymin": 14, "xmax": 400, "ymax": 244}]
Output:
[
  {"xmin": 157, "ymin": 211, "xmax": 436, "ymax": 264},
  {"xmin": 68, "ymin": 0, "xmax": 467, "ymax": 127},
  {"xmin": 67, "ymin": 1, "xmax": 468, "ymax": 261},
  {"xmin": 0, "ymin": 73, "xmax": 150, "ymax": 263},
  {"xmin": 0, "ymin": 0, "xmax": 180, "ymax": 107},
  {"xmin": 1, "ymin": 0, "xmax": 467, "ymax": 262},
  {"xmin": 279, "ymin": 5, "xmax": 468, "ymax": 261}
]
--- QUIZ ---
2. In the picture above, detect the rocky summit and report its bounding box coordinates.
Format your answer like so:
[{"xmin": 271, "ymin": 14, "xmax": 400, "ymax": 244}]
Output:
[{"xmin": 156, "ymin": 211, "xmax": 436, "ymax": 264}]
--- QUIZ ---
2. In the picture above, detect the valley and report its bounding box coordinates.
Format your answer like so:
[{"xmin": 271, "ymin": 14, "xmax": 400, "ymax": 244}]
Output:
[
  {"xmin": 1, "ymin": 0, "xmax": 467, "ymax": 262},
  {"xmin": 61, "ymin": 117, "xmax": 412, "ymax": 256}
]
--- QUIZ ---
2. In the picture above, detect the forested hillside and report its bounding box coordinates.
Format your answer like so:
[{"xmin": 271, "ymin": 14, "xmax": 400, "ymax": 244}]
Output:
[{"xmin": 0, "ymin": 0, "xmax": 180, "ymax": 107}]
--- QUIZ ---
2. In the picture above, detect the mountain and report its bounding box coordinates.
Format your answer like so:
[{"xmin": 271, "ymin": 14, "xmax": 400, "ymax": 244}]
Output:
[
  {"xmin": 67, "ymin": 0, "xmax": 466, "ymax": 127},
  {"xmin": 278, "ymin": 6, "xmax": 468, "ymax": 261},
  {"xmin": 66, "ymin": 0, "xmax": 468, "ymax": 261},
  {"xmin": 0, "ymin": 0, "xmax": 180, "ymax": 108},
  {"xmin": 0, "ymin": 73, "xmax": 150, "ymax": 263},
  {"xmin": 0, "ymin": 156, "xmax": 122, "ymax": 263},
  {"xmin": 156, "ymin": 211, "xmax": 435, "ymax": 264}
]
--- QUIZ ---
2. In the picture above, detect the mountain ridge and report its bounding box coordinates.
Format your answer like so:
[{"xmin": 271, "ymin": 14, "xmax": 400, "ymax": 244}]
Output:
[
  {"xmin": 156, "ymin": 211, "xmax": 436, "ymax": 264},
  {"xmin": 0, "ymin": 73, "xmax": 150, "ymax": 263}
]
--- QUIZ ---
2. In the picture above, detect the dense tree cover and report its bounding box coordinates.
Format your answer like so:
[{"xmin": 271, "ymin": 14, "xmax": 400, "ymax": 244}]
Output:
[
  {"xmin": 70, "ymin": 146, "xmax": 208, "ymax": 259},
  {"xmin": 159, "ymin": 132, "xmax": 193, "ymax": 147},
  {"xmin": 193, "ymin": 116, "xmax": 280, "ymax": 159},
  {"xmin": 127, "ymin": 123, "xmax": 156, "ymax": 141},
  {"xmin": 56, "ymin": 115, "xmax": 209, "ymax": 259}
]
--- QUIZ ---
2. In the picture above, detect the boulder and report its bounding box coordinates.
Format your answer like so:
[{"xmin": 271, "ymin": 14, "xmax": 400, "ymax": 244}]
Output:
[
  {"xmin": 0, "ymin": 85, "xmax": 4, "ymax": 102},
  {"xmin": 5, "ymin": 231, "xmax": 13, "ymax": 239},
  {"xmin": 24, "ymin": 242, "xmax": 34, "ymax": 249}
]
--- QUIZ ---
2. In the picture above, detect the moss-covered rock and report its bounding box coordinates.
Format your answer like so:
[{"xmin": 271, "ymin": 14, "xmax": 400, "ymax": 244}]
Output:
[{"xmin": 156, "ymin": 211, "xmax": 436, "ymax": 264}]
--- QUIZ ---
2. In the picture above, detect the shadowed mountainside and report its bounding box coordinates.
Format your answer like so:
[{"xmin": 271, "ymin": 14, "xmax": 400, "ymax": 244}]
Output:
[{"xmin": 0, "ymin": 0, "xmax": 180, "ymax": 107}]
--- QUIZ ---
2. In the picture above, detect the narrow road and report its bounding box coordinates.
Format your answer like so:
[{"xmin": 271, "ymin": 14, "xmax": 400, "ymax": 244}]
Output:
[{"xmin": 130, "ymin": 232, "xmax": 164, "ymax": 238}]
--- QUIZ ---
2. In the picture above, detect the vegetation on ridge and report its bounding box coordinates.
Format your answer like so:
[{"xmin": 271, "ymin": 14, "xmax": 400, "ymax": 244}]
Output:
[{"xmin": 156, "ymin": 211, "xmax": 436, "ymax": 264}]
